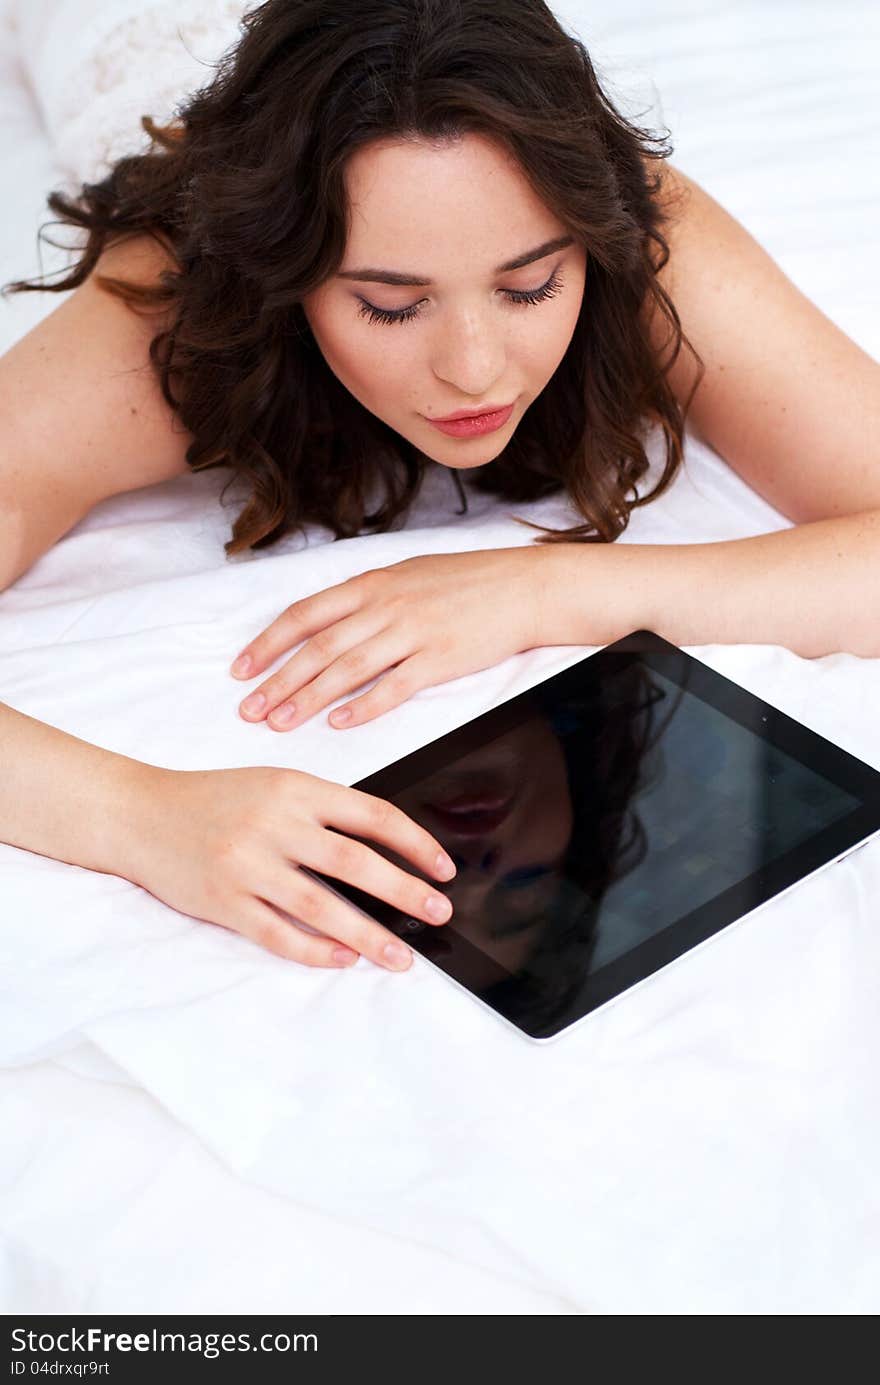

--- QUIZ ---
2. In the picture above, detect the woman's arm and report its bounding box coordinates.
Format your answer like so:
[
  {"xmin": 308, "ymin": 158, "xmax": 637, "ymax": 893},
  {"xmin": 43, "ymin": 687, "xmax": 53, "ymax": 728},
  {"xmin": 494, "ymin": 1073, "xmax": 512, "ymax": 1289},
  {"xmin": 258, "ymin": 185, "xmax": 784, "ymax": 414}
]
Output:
[
  {"xmin": 0, "ymin": 698, "xmax": 160, "ymax": 876},
  {"xmin": 644, "ymin": 161, "xmax": 880, "ymax": 523},
  {"xmin": 0, "ymin": 233, "xmax": 192, "ymax": 594},
  {"xmin": 0, "ymin": 696, "xmax": 460, "ymax": 972},
  {"xmin": 534, "ymin": 510, "xmax": 880, "ymax": 659},
  {"xmin": 534, "ymin": 159, "xmax": 880, "ymax": 659}
]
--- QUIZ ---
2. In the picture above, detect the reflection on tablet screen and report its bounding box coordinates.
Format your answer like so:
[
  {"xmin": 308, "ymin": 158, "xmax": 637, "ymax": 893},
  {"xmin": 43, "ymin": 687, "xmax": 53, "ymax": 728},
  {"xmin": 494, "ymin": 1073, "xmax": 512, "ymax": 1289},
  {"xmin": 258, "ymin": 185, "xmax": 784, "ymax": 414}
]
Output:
[
  {"xmin": 318, "ymin": 645, "xmax": 870, "ymax": 1039},
  {"xmin": 394, "ymin": 664, "xmax": 854, "ymax": 959}
]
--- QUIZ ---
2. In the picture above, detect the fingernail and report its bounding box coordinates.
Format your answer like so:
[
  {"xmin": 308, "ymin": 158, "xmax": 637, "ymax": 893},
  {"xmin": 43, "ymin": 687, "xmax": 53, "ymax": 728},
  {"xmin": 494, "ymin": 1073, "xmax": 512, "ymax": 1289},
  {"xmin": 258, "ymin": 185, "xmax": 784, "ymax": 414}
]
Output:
[
  {"xmin": 330, "ymin": 706, "xmax": 352, "ymax": 725},
  {"xmin": 383, "ymin": 941, "xmax": 412, "ymax": 970},
  {"xmin": 270, "ymin": 702, "xmax": 296, "ymax": 726},
  {"xmin": 425, "ymin": 895, "xmax": 452, "ymax": 922},
  {"xmin": 332, "ymin": 946, "xmax": 359, "ymax": 966},
  {"xmin": 435, "ymin": 852, "xmax": 456, "ymax": 880},
  {"xmin": 240, "ymin": 692, "xmax": 266, "ymax": 716},
  {"xmin": 231, "ymin": 655, "xmax": 252, "ymax": 677}
]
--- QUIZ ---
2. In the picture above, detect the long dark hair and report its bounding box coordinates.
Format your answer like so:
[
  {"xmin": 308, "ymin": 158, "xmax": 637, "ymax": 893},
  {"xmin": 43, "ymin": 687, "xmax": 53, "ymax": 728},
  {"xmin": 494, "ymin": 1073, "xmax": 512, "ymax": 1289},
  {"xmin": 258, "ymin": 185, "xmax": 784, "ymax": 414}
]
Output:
[{"xmin": 2, "ymin": 0, "xmax": 703, "ymax": 558}]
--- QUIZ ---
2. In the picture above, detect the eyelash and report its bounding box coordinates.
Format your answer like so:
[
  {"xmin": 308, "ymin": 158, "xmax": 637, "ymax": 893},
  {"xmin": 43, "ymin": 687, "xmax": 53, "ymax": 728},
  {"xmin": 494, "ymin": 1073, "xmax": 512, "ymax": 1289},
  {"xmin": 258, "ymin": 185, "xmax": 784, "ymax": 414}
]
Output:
[{"xmin": 356, "ymin": 268, "xmax": 565, "ymax": 326}]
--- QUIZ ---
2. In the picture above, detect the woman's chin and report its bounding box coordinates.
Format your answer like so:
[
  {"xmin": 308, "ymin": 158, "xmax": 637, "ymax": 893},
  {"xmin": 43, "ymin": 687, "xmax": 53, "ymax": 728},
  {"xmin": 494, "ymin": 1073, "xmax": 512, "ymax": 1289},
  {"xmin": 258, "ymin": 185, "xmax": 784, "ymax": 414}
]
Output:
[{"xmin": 413, "ymin": 435, "xmax": 509, "ymax": 470}]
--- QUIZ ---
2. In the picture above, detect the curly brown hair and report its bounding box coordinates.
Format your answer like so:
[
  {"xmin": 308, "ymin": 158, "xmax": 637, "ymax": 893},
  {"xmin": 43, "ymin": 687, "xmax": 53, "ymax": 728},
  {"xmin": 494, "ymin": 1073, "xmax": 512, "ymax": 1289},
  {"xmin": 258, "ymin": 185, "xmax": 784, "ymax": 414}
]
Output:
[{"xmin": 2, "ymin": 0, "xmax": 703, "ymax": 559}]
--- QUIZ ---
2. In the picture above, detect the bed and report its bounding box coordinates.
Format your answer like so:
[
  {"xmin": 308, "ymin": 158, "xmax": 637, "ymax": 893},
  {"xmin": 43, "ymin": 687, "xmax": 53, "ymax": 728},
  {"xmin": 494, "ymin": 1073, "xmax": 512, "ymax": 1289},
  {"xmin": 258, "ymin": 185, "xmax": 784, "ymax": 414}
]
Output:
[{"xmin": 1, "ymin": 0, "xmax": 878, "ymax": 1314}]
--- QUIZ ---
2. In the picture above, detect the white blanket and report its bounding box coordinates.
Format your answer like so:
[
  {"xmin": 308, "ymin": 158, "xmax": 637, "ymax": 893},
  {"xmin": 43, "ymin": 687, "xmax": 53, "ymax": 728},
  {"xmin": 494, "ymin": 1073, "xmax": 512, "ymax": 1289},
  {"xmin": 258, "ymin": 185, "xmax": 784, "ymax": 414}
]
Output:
[{"xmin": 2, "ymin": 0, "xmax": 879, "ymax": 1315}]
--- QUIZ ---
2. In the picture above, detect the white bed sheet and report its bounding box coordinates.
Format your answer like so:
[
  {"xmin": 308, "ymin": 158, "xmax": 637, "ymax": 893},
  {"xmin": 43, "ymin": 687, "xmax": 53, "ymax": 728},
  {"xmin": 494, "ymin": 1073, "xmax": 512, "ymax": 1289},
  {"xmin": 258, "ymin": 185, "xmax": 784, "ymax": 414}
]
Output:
[{"xmin": 1, "ymin": 0, "xmax": 879, "ymax": 1315}]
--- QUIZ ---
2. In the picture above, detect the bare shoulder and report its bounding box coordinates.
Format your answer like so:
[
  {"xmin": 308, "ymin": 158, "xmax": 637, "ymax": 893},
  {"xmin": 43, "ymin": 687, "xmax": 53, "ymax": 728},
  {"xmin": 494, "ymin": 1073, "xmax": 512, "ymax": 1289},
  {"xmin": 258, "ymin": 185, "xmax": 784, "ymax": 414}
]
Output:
[
  {"xmin": 0, "ymin": 231, "xmax": 196, "ymax": 590},
  {"xmin": 1, "ymin": 231, "xmax": 193, "ymax": 502},
  {"xmin": 640, "ymin": 157, "xmax": 880, "ymax": 523},
  {"xmin": 89, "ymin": 227, "xmax": 185, "ymax": 295}
]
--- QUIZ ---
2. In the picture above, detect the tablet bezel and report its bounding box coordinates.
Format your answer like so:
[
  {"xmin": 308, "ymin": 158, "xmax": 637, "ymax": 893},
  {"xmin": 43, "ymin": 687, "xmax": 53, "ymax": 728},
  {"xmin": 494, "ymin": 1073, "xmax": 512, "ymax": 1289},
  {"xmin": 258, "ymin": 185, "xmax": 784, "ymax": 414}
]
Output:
[{"xmin": 309, "ymin": 631, "xmax": 880, "ymax": 1042}]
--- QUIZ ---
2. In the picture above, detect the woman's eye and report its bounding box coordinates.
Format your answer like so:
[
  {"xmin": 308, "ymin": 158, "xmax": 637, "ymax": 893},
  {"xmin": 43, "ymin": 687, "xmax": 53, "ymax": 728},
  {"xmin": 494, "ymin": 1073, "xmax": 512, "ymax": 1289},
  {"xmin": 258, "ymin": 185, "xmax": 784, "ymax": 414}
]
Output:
[
  {"xmin": 503, "ymin": 267, "xmax": 565, "ymax": 309},
  {"xmin": 356, "ymin": 298, "xmax": 424, "ymax": 326},
  {"xmin": 501, "ymin": 864, "xmax": 554, "ymax": 888},
  {"xmin": 356, "ymin": 268, "xmax": 565, "ymax": 326}
]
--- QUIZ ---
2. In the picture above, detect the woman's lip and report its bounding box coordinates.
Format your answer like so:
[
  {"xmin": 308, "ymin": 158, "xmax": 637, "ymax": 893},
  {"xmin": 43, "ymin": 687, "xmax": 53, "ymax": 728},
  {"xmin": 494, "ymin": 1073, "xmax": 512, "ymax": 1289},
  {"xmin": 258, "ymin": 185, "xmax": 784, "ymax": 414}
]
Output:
[
  {"xmin": 421, "ymin": 790, "xmax": 516, "ymax": 837},
  {"xmin": 431, "ymin": 403, "xmax": 513, "ymax": 422},
  {"xmin": 424, "ymin": 805, "xmax": 512, "ymax": 836},
  {"xmin": 425, "ymin": 403, "xmax": 515, "ymax": 438},
  {"xmin": 432, "ymin": 794, "xmax": 511, "ymax": 811}
]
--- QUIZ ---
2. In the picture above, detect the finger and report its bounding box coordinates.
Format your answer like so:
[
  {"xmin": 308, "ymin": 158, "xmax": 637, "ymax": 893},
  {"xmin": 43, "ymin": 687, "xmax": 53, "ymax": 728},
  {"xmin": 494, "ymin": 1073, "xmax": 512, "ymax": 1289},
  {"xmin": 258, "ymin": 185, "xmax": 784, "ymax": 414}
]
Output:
[
  {"xmin": 237, "ymin": 611, "xmax": 386, "ymax": 724},
  {"xmin": 294, "ymin": 823, "xmax": 454, "ymax": 930},
  {"xmin": 327, "ymin": 655, "xmax": 436, "ymax": 729},
  {"xmin": 261, "ymin": 861, "xmax": 418, "ymax": 973},
  {"xmin": 266, "ymin": 629, "xmax": 408, "ymax": 732},
  {"xmin": 230, "ymin": 580, "xmax": 365, "ymax": 681},
  {"xmin": 236, "ymin": 896, "xmax": 361, "ymax": 969},
  {"xmin": 310, "ymin": 777, "xmax": 458, "ymax": 884}
]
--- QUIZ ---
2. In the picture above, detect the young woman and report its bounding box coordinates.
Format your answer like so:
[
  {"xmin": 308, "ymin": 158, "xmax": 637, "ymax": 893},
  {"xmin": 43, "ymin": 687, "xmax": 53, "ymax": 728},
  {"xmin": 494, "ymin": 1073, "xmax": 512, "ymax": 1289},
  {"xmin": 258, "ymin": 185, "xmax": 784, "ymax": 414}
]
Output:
[{"xmin": 1, "ymin": 0, "xmax": 878, "ymax": 977}]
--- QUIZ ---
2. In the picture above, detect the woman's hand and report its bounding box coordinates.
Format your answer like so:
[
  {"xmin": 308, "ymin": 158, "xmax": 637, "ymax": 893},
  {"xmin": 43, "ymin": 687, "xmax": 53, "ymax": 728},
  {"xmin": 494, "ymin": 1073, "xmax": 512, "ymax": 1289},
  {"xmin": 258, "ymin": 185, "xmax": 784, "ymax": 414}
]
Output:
[
  {"xmin": 230, "ymin": 549, "xmax": 544, "ymax": 731},
  {"xmin": 122, "ymin": 764, "xmax": 458, "ymax": 971}
]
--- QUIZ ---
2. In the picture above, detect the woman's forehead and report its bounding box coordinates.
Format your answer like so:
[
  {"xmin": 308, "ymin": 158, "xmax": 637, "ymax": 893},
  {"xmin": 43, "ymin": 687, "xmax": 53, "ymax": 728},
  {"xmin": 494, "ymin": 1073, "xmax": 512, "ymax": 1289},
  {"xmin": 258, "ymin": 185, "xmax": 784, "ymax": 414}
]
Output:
[{"xmin": 340, "ymin": 134, "xmax": 570, "ymax": 275}]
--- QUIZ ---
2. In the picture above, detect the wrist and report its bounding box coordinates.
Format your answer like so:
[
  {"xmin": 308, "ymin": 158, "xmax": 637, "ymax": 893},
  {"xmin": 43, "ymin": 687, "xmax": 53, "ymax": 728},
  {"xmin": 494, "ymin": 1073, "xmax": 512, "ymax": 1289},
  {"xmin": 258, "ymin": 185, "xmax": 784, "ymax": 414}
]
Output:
[
  {"xmin": 96, "ymin": 752, "xmax": 172, "ymax": 887},
  {"xmin": 0, "ymin": 699, "xmax": 175, "ymax": 885},
  {"xmin": 529, "ymin": 540, "xmax": 653, "ymax": 647}
]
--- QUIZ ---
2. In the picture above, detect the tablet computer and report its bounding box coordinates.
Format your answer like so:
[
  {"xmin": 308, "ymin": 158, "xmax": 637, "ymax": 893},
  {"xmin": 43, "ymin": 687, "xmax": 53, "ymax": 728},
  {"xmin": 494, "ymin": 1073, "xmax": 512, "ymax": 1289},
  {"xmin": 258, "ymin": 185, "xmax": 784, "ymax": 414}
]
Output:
[{"xmin": 309, "ymin": 630, "xmax": 880, "ymax": 1043}]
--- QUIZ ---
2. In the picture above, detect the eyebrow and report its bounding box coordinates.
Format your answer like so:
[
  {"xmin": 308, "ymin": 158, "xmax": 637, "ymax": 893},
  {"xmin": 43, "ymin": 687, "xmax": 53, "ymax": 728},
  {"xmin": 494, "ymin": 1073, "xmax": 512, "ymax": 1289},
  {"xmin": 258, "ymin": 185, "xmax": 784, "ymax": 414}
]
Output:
[{"xmin": 335, "ymin": 234, "xmax": 575, "ymax": 286}]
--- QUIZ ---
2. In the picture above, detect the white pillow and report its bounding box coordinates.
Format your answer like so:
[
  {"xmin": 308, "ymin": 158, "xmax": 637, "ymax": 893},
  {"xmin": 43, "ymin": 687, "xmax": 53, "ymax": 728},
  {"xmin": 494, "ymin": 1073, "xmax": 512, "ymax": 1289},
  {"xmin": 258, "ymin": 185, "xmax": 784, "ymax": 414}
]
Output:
[{"xmin": 9, "ymin": 0, "xmax": 249, "ymax": 186}]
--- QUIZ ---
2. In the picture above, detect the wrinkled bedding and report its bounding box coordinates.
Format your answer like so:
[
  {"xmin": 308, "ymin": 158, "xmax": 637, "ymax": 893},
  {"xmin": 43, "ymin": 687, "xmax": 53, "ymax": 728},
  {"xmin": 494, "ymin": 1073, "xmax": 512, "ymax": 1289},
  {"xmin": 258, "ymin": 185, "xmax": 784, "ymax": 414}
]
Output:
[{"xmin": 1, "ymin": 0, "xmax": 879, "ymax": 1314}]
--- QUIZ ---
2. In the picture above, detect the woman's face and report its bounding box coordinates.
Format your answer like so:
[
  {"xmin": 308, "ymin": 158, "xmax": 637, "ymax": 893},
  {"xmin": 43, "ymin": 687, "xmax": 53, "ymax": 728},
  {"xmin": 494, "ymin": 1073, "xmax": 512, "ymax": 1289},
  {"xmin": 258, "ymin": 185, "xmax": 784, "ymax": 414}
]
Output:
[{"xmin": 301, "ymin": 132, "xmax": 587, "ymax": 468}]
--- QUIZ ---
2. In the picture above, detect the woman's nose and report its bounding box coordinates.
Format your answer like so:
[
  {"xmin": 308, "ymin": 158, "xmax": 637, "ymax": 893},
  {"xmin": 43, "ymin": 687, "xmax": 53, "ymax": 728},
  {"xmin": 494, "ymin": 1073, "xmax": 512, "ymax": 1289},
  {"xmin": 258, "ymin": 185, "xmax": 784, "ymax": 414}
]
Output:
[
  {"xmin": 431, "ymin": 313, "xmax": 506, "ymax": 395},
  {"xmin": 448, "ymin": 844, "xmax": 502, "ymax": 874}
]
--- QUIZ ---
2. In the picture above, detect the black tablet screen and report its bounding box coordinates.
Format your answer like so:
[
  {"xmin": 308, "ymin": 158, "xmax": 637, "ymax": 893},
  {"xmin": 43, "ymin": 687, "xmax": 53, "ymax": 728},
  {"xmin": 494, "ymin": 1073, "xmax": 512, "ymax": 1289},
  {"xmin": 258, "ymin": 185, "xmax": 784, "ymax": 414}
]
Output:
[
  {"xmin": 316, "ymin": 634, "xmax": 880, "ymax": 1039},
  {"xmin": 559, "ymin": 665, "xmax": 857, "ymax": 972}
]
